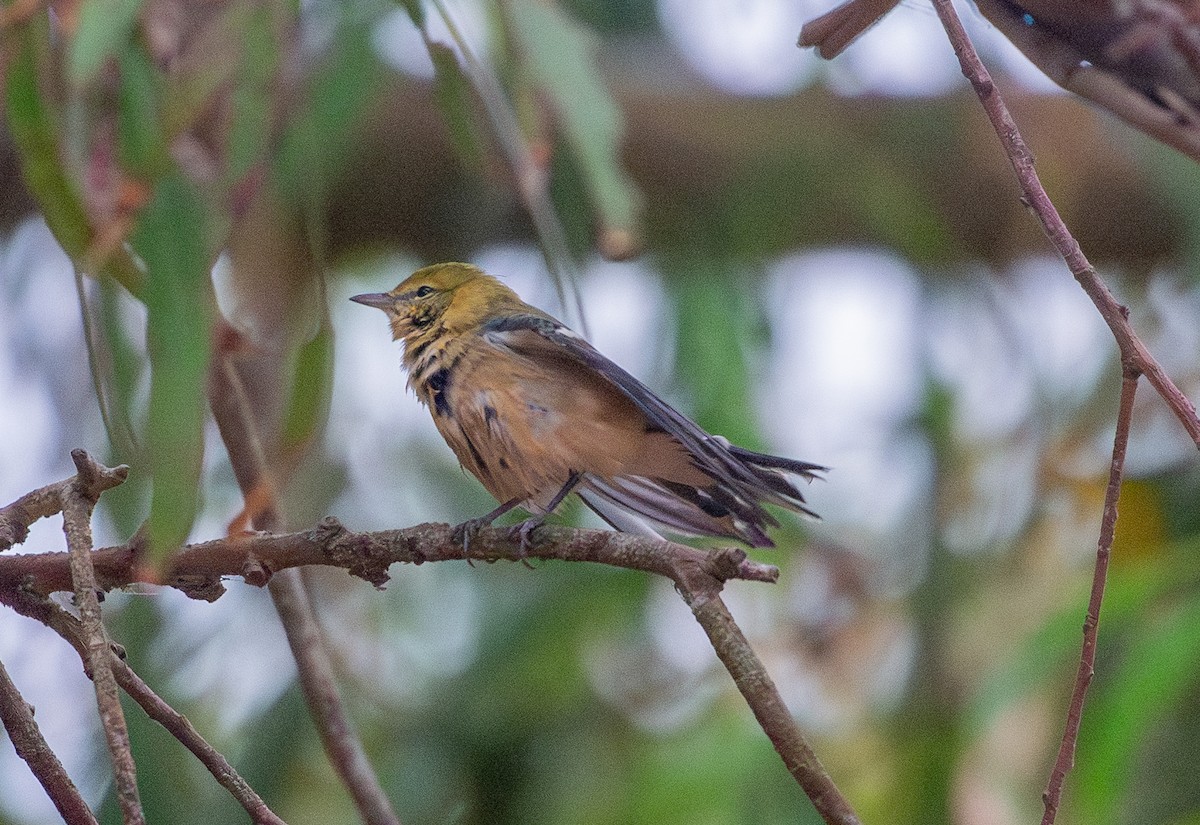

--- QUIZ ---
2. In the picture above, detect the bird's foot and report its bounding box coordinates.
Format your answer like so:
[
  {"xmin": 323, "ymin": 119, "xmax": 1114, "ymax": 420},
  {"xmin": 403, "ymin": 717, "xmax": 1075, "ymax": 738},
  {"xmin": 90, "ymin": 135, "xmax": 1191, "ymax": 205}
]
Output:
[
  {"xmin": 506, "ymin": 516, "xmax": 546, "ymax": 568},
  {"xmin": 451, "ymin": 515, "xmax": 493, "ymax": 564}
]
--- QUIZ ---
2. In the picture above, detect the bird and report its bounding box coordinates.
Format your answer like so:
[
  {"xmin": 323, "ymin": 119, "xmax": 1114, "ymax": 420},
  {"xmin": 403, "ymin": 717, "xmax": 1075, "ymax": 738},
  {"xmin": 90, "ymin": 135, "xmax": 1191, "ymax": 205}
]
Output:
[{"xmin": 350, "ymin": 262, "xmax": 824, "ymax": 549}]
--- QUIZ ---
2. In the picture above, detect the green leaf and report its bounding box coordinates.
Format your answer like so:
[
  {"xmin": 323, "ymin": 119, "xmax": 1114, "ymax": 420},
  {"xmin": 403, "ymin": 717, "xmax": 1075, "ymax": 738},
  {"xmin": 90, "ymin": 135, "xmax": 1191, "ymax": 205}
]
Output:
[
  {"xmin": 428, "ymin": 41, "xmax": 486, "ymax": 174},
  {"xmin": 69, "ymin": 0, "xmax": 146, "ymax": 85},
  {"xmin": 133, "ymin": 173, "xmax": 214, "ymax": 564},
  {"xmin": 7, "ymin": 30, "xmax": 90, "ymax": 255},
  {"xmin": 1075, "ymin": 591, "xmax": 1200, "ymax": 822},
  {"xmin": 226, "ymin": 4, "xmax": 279, "ymax": 183},
  {"xmin": 506, "ymin": 0, "xmax": 641, "ymax": 246},
  {"xmin": 116, "ymin": 41, "xmax": 166, "ymax": 177},
  {"xmin": 275, "ymin": 9, "xmax": 384, "ymax": 207},
  {"xmin": 280, "ymin": 320, "xmax": 334, "ymax": 455},
  {"xmin": 5, "ymin": 21, "xmax": 144, "ymax": 294}
]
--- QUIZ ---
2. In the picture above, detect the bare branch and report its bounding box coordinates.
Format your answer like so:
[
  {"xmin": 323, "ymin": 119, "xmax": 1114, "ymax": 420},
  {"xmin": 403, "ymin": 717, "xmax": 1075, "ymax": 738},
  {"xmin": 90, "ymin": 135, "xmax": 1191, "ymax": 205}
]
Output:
[
  {"xmin": 1040, "ymin": 370, "xmax": 1137, "ymax": 824},
  {"xmin": 0, "ymin": 519, "xmax": 781, "ymax": 599},
  {"xmin": 0, "ymin": 457, "xmax": 128, "ymax": 552},
  {"xmin": 61, "ymin": 450, "xmax": 143, "ymax": 825},
  {"xmin": 208, "ymin": 357, "xmax": 404, "ymax": 825},
  {"xmin": 0, "ymin": 656, "xmax": 98, "ymax": 825},
  {"xmin": 929, "ymin": 0, "xmax": 1200, "ymax": 444},
  {"xmin": 0, "ymin": 588, "xmax": 287, "ymax": 825},
  {"xmin": 685, "ymin": 584, "xmax": 862, "ymax": 825}
]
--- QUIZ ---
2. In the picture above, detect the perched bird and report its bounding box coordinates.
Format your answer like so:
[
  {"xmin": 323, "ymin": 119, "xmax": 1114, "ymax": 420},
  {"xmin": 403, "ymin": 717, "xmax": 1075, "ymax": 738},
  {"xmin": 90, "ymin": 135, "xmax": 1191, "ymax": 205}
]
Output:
[{"xmin": 351, "ymin": 263, "xmax": 824, "ymax": 548}]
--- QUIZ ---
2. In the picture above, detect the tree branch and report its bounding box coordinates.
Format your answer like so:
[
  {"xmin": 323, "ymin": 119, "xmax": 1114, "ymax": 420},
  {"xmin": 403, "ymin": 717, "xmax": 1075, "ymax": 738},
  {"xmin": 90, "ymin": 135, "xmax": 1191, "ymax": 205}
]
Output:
[
  {"xmin": 930, "ymin": 0, "xmax": 1200, "ymax": 446},
  {"xmin": 685, "ymin": 585, "xmax": 862, "ymax": 824},
  {"xmin": 0, "ymin": 587, "xmax": 287, "ymax": 825},
  {"xmin": 60, "ymin": 450, "xmax": 143, "ymax": 825},
  {"xmin": 207, "ymin": 356, "xmax": 404, "ymax": 825},
  {"xmin": 0, "ymin": 656, "xmax": 98, "ymax": 825},
  {"xmin": 0, "ymin": 518, "xmax": 780, "ymax": 599},
  {"xmin": 0, "ymin": 455, "xmax": 128, "ymax": 552},
  {"xmin": 1040, "ymin": 370, "xmax": 1137, "ymax": 824}
]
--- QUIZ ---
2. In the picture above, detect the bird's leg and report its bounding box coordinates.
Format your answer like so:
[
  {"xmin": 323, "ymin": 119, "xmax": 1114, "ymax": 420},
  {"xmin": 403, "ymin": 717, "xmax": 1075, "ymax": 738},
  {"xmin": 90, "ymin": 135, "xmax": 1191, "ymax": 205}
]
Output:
[
  {"xmin": 509, "ymin": 472, "xmax": 581, "ymax": 556},
  {"xmin": 452, "ymin": 497, "xmax": 523, "ymax": 558}
]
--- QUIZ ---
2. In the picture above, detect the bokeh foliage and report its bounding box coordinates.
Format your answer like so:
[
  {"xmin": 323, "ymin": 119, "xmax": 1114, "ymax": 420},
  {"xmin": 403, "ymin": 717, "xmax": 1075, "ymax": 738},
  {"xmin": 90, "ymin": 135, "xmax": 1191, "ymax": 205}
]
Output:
[{"xmin": 3, "ymin": 1, "xmax": 1200, "ymax": 825}]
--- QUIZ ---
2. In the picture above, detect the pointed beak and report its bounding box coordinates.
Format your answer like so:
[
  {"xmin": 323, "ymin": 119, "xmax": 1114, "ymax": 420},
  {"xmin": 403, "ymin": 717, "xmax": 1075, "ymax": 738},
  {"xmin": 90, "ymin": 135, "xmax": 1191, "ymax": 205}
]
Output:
[{"xmin": 349, "ymin": 292, "xmax": 393, "ymax": 311}]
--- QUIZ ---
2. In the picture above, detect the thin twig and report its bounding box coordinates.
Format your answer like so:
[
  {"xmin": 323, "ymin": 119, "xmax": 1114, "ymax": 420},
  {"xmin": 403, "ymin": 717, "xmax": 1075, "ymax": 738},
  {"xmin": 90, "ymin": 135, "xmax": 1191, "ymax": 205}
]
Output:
[
  {"xmin": 1040, "ymin": 370, "xmax": 1137, "ymax": 824},
  {"xmin": 931, "ymin": 0, "xmax": 1200, "ymax": 447},
  {"xmin": 207, "ymin": 357, "xmax": 403, "ymax": 825},
  {"xmin": 0, "ymin": 588, "xmax": 287, "ymax": 825},
  {"xmin": 0, "ymin": 656, "xmax": 98, "ymax": 825},
  {"xmin": 685, "ymin": 585, "xmax": 862, "ymax": 825},
  {"xmin": 61, "ymin": 450, "xmax": 144, "ymax": 825},
  {"xmin": 0, "ymin": 458, "xmax": 129, "ymax": 551}
]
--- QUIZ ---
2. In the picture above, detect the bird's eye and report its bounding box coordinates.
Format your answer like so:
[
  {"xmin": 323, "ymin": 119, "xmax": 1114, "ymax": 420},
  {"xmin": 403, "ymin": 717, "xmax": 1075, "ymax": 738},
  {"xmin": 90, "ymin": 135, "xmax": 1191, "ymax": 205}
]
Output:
[{"xmin": 415, "ymin": 285, "xmax": 435, "ymax": 298}]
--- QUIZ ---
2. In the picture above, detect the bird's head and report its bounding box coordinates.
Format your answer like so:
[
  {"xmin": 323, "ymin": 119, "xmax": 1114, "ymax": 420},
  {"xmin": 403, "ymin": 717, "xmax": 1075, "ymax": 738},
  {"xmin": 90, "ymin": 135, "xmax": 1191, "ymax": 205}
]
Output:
[{"xmin": 350, "ymin": 262, "xmax": 521, "ymax": 343}]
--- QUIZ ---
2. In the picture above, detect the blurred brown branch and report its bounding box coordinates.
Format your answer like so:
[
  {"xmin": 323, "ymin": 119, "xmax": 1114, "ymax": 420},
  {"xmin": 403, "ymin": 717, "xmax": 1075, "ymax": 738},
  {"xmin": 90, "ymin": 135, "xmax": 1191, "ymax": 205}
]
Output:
[
  {"xmin": 0, "ymin": 657, "xmax": 97, "ymax": 825},
  {"xmin": 210, "ymin": 345, "xmax": 405, "ymax": 825},
  {"xmin": 1, "ymin": 584, "xmax": 287, "ymax": 825}
]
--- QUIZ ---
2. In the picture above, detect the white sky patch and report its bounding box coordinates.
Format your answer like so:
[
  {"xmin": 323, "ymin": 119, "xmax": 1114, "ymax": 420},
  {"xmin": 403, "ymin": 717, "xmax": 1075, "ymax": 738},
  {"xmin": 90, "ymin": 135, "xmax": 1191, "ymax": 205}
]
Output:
[
  {"xmin": 374, "ymin": 0, "xmax": 491, "ymax": 80},
  {"xmin": 762, "ymin": 249, "xmax": 932, "ymax": 573},
  {"xmin": 657, "ymin": 0, "xmax": 822, "ymax": 96}
]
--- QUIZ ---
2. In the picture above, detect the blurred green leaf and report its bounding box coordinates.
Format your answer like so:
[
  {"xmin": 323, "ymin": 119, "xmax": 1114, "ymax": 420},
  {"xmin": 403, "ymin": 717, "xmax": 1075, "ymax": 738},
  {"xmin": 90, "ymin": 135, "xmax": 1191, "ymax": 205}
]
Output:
[
  {"xmin": 281, "ymin": 319, "xmax": 334, "ymax": 455},
  {"xmin": 117, "ymin": 41, "xmax": 166, "ymax": 177},
  {"xmin": 69, "ymin": 0, "xmax": 146, "ymax": 86},
  {"xmin": 506, "ymin": 0, "xmax": 641, "ymax": 245},
  {"xmin": 1075, "ymin": 591, "xmax": 1200, "ymax": 823},
  {"xmin": 275, "ymin": 9, "xmax": 385, "ymax": 208},
  {"xmin": 226, "ymin": 4, "xmax": 279, "ymax": 183},
  {"xmin": 6, "ymin": 21, "xmax": 144, "ymax": 294},
  {"xmin": 133, "ymin": 173, "xmax": 214, "ymax": 564},
  {"xmin": 428, "ymin": 42, "xmax": 487, "ymax": 174},
  {"xmin": 664, "ymin": 258, "xmax": 761, "ymax": 447}
]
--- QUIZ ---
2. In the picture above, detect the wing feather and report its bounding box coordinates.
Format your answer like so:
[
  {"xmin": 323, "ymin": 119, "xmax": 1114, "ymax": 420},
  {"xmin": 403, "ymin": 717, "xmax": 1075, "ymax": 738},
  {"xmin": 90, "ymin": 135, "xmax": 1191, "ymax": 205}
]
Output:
[{"xmin": 481, "ymin": 313, "xmax": 825, "ymax": 546}]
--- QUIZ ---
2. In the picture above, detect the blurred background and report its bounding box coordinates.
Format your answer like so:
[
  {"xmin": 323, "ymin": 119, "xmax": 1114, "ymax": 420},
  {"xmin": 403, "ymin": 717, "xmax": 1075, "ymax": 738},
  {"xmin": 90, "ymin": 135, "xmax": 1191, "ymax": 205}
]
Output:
[{"xmin": 4, "ymin": 1, "xmax": 1200, "ymax": 823}]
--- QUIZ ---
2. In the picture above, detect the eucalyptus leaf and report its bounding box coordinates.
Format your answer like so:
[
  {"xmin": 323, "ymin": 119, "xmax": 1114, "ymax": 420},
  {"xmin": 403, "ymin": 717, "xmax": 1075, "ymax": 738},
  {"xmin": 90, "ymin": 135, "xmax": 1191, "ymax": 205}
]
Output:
[{"xmin": 133, "ymin": 174, "xmax": 214, "ymax": 565}]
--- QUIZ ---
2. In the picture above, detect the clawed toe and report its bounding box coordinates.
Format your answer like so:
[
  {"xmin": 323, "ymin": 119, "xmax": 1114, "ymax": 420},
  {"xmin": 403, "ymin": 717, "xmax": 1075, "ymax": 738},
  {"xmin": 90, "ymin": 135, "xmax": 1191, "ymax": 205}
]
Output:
[
  {"xmin": 451, "ymin": 516, "xmax": 491, "ymax": 562},
  {"xmin": 507, "ymin": 517, "xmax": 545, "ymax": 567}
]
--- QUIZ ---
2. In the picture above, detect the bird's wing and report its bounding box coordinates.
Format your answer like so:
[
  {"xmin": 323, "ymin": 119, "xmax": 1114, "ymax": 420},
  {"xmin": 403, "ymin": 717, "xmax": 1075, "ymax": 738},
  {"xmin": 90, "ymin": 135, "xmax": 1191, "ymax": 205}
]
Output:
[{"xmin": 481, "ymin": 313, "xmax": 825, "ymax": 523}]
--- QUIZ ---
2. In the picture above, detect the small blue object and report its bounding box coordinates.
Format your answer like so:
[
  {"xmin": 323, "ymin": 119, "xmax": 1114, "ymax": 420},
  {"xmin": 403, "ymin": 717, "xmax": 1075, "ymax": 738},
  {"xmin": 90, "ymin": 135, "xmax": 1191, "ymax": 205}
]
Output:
[{"xmin": 1022, "ymin": 12, "xmax": 1035, "ymax": 25}]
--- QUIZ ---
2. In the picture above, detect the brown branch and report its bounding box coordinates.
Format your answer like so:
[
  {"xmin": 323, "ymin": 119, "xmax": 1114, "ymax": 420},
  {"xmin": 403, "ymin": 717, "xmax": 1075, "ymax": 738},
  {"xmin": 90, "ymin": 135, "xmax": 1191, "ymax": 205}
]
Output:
[
  {"xmin": 0, "ymin": 587, "xmax": 287, "ymax": 825},
  {"xmin": 0, "ymin": 456, "xmax": 128, "ymax": 551},
  {"xmin": 1040, "ymin": 370, "xmax": 1137, "ymax": 824},
  {"xmin": 207, "ymin": 357, "xmax": 404, "ymax": 825},
  {"xmin": 0, "ymin": 519, "xmax": 781, "ymax": 599},
  {"xmin": 683, "ymin": 577, "xmax": 862, "ymax": 825},
  {"xmin": 60, "ymin": 450, "xmax": 143, "ymax": 825},
  {"xmin": 0, "ymin": 656, "xmax": 98, "ymax": 825},
  {"xmin": 929, "ymin": 0, "xmax": 1200, "ymax": 447}
]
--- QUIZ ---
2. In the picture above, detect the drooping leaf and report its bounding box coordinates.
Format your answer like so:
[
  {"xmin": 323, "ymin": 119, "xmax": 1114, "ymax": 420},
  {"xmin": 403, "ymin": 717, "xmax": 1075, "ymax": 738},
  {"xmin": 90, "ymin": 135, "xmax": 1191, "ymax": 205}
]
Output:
[
  {"xmin": 69, "ymin": 0, "xmax": 146, "ymax": 85},
  {"xmin": 506, "ymin": 0, "xmax": 641, "ymax": 256},
  {"xmin": 280, "ymin": 318, "xmax": 335, "ymax": 457},
  {"xmin": 116, "ymin": 40, "xmax": 167, "ymax": 177},
  {"xmin": 133, "ymin": 173, "xmax": 214, "ymax": 565},
  {"xmin": 6, "ymin": 21, "xmax": 145, "ymax": 294},
  {"xmin": 428, "ymin": 41, "xmax": 486, "ymax": 174}
]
